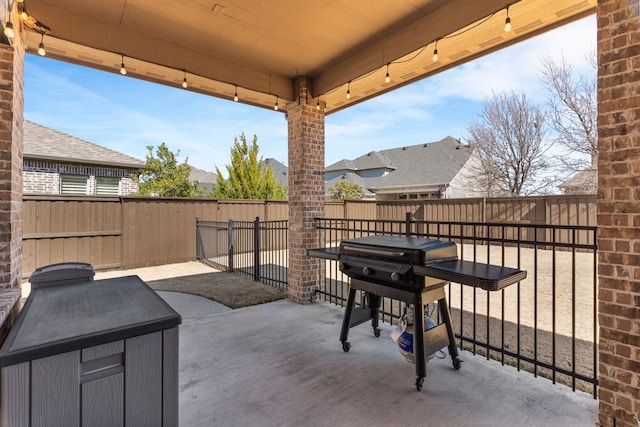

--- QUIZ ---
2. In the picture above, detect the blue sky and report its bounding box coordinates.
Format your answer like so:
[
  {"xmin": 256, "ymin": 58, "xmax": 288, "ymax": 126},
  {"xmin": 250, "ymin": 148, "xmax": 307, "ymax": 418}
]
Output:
[{"xmin": 24, "ymin": 15, "xmax": 596, "ymax": 173}]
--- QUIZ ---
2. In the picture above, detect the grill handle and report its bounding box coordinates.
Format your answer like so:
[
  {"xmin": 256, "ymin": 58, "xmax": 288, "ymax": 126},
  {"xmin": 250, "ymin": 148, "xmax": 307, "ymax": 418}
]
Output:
[{"xmin": 341, "ymin": 245, "xmax": 406, "ymax": 258}]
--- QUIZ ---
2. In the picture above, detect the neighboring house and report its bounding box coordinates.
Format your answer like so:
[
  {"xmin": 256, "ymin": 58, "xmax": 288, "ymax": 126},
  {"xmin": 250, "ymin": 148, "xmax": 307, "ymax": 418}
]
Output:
[
  {"xmin": 325, "ymin": 136, "xmax": 481, "ymax": 200},
  {"xmin": 559, "ymin": 165, "xmax": 597, "ymax": 195},
  {"xmin": 23, "ymin": 121, "xmax": 144, "ymax": 196},
  {"xmin": 263, "ymin": 158, "xmax": 288, "ymax": 186}
]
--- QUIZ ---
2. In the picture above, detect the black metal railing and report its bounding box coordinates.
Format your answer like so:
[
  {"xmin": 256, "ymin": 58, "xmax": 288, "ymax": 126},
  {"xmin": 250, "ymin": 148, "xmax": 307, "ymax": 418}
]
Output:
[
  {"xmin": 195, "ymin": 214, "xmax": 598, "ymax": 396},
  {"xmin": 196, "ymin": 217, "xmax": 288, "ymax": 289},
  {"xmin": 314, "ymin": 216, "xmax": 598, "ymax": 397}
]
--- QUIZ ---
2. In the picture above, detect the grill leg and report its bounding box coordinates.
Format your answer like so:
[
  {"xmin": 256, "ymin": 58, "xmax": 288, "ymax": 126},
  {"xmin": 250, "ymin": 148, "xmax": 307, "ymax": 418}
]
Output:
[
  {"xmin": 340, "ymin": 287, "xmax": 357, "ymax": 351},
  {"xmin": 368, "ymin": 293, "xmax": 381, "ymax": 337},
  {"xmin": 438, "ymin": 295, "xmax": 462, "ymax": 369},
  {"xmin": 414, "ymin": 293, "xmax": 427, "ymax": 390}
]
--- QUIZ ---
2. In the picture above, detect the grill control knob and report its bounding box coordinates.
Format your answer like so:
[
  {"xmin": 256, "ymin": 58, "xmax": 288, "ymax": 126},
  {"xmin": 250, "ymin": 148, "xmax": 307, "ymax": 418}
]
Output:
[
  {"xmin": 390, "ymin": 272, "xmax": 401, "ymax": 281},
  {"xmin": 362, "ymin": 267, "xmax": 372, "ymax": 276}
]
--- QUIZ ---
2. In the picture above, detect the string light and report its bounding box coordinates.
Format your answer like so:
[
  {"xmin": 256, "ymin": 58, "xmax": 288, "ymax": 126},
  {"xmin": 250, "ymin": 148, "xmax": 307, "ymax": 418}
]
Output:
[
  {"xmin": 274, "ymin": 95, "xmax": 279, "ymax": 111},
  {"xmin": 234, "ymin": 85, "xmax": 239, "ymax": 102},
  {"xmin": 4, "ymin": 21, "xmax": 14, "ymax": 39},
  {"xmin": 182, "ymin": 70, "xmax": 188, "ymax": 88},
  {"xmin": 385, "ymin": 64, "xmax": 390, "ymax": 83},
  {"xmin": 120, "ymin": 54, "xmax": 127, "ymax": 75},
  {"xmin": 432, "ymin": 40, "xmax": 439, "ymax": 62},
  {"xmin": 316, "ymin": 98, "xmax": 320, "ymax": 110},
  {"xmin": 504, "ymin": 6, "xmax": 512, "ymax": 32},
  {"xmin": 346, "ymin": 81, "xmax": 351, "ymax": 99},
  {"xmin": 37, "ymin": 33, "xmax": 46, "ymax": 56},
  {"xmin": 18, "ymin": 2, "xmax": 28, "ymax": 21}
]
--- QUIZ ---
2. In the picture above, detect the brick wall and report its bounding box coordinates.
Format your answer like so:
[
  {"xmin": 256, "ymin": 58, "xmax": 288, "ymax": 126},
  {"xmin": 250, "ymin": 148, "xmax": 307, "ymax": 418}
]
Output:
[
  {"xmin": 287, "ymin": 77, "xmax": 325, "ymax": 304},
  {"xmin": 0, "ymin": 30, "xmax": 24, "ymax": 340},
  {"xmin": 597, "ymin": 1, "xmax": 640, "ymax": 426}
]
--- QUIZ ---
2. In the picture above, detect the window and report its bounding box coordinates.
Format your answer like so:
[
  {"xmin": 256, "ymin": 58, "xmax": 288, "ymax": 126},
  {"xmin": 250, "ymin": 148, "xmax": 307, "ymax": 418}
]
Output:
[
  {"xmin": 96, "ymin": 177, "xmax": 120, "ymax": 196},
  {"xmin": 60, "ymin": 175, "xmax": 87, "ymax": 195}
]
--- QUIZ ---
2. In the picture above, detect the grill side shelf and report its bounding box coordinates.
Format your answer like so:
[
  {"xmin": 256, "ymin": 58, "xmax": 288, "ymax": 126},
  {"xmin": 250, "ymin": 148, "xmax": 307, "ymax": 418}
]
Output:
[
  {"xmin": 306, "ymin": 247, "xmax": 339, "ymax": 261},
  {"xmin": 414, "ymin": 260, "xmax": 527, "ymax": 292}
]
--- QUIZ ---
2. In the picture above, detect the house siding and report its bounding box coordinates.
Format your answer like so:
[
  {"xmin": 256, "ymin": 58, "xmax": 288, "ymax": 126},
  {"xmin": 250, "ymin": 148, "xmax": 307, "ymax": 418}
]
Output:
[{"xmin": 23, "ymin": 160, "xmax": 139, "ymax": 196}]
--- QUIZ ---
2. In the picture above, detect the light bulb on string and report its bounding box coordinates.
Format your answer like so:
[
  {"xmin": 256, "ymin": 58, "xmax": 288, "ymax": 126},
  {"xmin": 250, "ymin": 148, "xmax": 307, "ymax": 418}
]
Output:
[
  {"xmin": 4, "ymin": 21, "xmax": 14, "ymax": 39},
  {"xmin": 346, "ymin": 81, "xmax": 351, "ymax": 100},
  {"xmin": 18, "ymin": 3, "xmax": 29, "ymax": 21},
  {"xmin": 37, "ymin": 33, "xmax": 46, "ymax": 56},
  {"xmin": 385, "ymin": 64, "xmax": 390, "ymax": 83},
  {"xmin": 120, "ymin": 55, "xmax": 127, "ymax": 75},
  {"xmin": 432, "ymin": 40, "xmax": 439, "ymax": 62},
  {"xmin": 316, "ymin": 98, "xmax": 320, "ymax": 111},
  {"xmin": 274, "ymin": 96, "xmax": 279, "ymax": 111},
  {"xmin": 234, "ymin": 85, "xmax": 239, "ymax": 102},
  {"xmin": 182, "ymin": 70, "xmax": 188, "ymax": 89},
  {"xmin": 504, "ymin": 6, "xmax": 512, "ymax": 32}
]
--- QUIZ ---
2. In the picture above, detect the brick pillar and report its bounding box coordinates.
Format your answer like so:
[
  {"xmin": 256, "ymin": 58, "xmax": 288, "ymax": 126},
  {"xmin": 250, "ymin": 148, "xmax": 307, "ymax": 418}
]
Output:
[
  {"xmin": 596, "ymin": 1, "xmax": 640, "ymax": 426},
  {"xmin": 0, "ymin": 33, "xmax": 25, "ymax": 341},
  {"xmin": 287, "ymin": 77, "xmax": 324, "ymax": 304}
]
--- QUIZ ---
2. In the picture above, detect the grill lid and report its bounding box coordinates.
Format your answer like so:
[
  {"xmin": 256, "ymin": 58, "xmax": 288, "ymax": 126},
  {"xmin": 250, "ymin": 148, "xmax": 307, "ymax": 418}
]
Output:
[{"xmin": 340, "ymin": 235, "xmax": 458, "ymax": 264}]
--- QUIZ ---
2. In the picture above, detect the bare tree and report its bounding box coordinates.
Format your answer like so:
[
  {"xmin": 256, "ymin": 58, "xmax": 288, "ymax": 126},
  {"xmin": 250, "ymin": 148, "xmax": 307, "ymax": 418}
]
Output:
[
  {"xmin": 466, "ymin": 91, "xmax": 554, "ymax": 196},
  {"xmin": 539, "ymin": 52, "xmax": 597, "ymax": 169}
]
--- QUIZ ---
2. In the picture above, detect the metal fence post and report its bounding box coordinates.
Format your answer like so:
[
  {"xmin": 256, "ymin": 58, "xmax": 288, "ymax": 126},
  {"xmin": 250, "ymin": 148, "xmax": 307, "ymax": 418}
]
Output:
[
  {"xmin": 405, "ymin": 212, "xmax": 412, "ymax": 236},
  {"xmin": 195, "ymin": 217, "xmax": 201, "ymax": 259},
  {"xmin": 254, "ymin": 217, "xmax": 260, "ymax": 281},
  {"xmin": 228, "ymin": 219, "xmax": 234, "ymax": 272}
]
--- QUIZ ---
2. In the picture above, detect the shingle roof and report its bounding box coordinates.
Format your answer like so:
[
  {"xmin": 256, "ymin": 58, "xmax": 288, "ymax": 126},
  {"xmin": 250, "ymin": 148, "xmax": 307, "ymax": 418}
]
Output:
[
  {"xmin": 325, "ymin": 172, "xmax": 374, "ymax": 196},
  {"xmin": 263, "ymin": 158, "xmax": 288, "ymax": 186},
  {"xmin": 559, "ymin": 166, "xmax": 597, "ymax": 194},
  {"xmin": 189, "ymin": 165, "xmax": 216, "ymax": 184},
  {"xmin": 23, "ymin": 121, "xmax": 145, "ymax": 169},
  {"xmin": 366, "ymin": 136, "xmax": 474, "ymax": 190}
]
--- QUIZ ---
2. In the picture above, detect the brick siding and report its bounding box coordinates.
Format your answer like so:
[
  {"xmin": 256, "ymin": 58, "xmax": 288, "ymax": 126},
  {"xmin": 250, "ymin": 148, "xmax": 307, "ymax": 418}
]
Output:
[
  {"xmin": 597, "ymin": 1, "xmax": 640, "ymax": 426},
  {"xmin": 23, "ymin": 160, "xmax": 140, "ymax": 195}
]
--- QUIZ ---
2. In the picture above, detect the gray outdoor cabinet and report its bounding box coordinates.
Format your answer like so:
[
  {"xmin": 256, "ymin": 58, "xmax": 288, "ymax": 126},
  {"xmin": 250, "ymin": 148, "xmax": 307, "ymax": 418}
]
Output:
[{"xmin": 0, "ymin": 275, "xmax": 181, "ymax": 427}]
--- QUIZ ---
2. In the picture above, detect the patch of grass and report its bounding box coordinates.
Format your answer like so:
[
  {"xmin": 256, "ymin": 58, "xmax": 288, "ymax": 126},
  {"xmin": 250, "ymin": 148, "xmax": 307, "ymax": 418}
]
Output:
[{"xmin": 146, "ymin": 272, "xmax": 287, "ymax": 309}]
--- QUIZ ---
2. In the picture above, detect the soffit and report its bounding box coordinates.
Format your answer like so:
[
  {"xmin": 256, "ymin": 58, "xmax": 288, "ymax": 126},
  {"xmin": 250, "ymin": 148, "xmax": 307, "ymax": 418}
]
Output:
[{"xmin": 17, "ymin": 0, "xmax": 595, "ymax": 114}]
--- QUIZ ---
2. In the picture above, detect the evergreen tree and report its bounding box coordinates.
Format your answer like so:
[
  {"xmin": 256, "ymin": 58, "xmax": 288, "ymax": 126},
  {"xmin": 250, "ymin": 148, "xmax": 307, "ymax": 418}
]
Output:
[
  {"xmin": 211, "ymin": 133, "xmax": 287, "ymax": 199},
  {"xmin": 134, "ymin": 143, "xmax": 200, "ymax": 197}
]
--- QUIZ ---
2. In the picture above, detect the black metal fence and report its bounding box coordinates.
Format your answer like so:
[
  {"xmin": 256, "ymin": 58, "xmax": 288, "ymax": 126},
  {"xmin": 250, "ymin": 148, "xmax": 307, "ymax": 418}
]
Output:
[
  {"xmin": 315, "ymin": 215, "xmax": 598, "ymax": 397},
  {"xmin": 195, "ymin": 214, "xmax": 598, "ymax": 396},
  {"xmin": 196, "ymin": 217, "xmax": 288, "ymax": 289}
]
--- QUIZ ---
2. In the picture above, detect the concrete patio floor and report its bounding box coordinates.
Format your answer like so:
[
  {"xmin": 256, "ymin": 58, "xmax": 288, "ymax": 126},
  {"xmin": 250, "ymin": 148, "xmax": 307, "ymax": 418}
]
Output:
[{"xmin": 176, "ymin": 298, "xmax": 598, "ymax": 427}]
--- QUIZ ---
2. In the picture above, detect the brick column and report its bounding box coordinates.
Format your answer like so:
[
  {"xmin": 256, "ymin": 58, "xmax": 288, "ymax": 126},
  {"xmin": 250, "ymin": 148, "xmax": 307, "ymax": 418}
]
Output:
[
  {"xmin": 0, "ymin": 34, "xmax": 25, "ymax": 341},
  {"xmin": 596, "ymin": 1, "xmax": 640, "ymax": 426},
  {"xmin": 287, "ymin": 77, "xmax": 324, "ymax": 304}
]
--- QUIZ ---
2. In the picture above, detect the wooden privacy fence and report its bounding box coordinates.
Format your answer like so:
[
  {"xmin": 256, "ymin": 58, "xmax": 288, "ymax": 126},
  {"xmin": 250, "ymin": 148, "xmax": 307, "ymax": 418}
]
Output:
[{"xmin": 21, "ymin": 194, "xmax": 595, "ymax": 278}]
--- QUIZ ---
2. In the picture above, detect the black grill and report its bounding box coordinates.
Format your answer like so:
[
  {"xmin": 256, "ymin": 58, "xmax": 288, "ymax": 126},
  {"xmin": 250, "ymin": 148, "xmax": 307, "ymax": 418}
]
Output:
[{"xmin": 308, "ymin": 235, "xmax": 527, "ymax": 391}]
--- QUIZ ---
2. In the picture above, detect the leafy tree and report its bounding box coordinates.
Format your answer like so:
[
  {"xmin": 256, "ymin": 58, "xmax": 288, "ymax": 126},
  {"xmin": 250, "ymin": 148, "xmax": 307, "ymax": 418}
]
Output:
[
  {"xmin": 211, "ymin": 133, "xmax": 287, "ymax": 200},
  {"xmin": 466, "ymin": 91, "xmax": 554, "ymax": 196},
  {"xmin": 328, "ymin": 181, "xmax": 365, "ymax": 201},
  {"xmin": 539, "ymin": 52, "xmax": 597, "ymax": 170},
  {"xmin": 134, "ymin": 143, "xmax": 201, "ymax": 197}
]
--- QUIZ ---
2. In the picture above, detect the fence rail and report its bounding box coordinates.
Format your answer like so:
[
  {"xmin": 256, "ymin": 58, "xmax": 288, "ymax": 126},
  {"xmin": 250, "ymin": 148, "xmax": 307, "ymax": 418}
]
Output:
[
  {"xmin": 195, "ymin": 212, "xmax": 598, "ymax": 396},
  {"xmin": 196, "ymin": 217, "xmax": 288, "ymax": 289},
  {"xmin": 314, "ymin": 216, "xmax": 598, "ymax": 397}
]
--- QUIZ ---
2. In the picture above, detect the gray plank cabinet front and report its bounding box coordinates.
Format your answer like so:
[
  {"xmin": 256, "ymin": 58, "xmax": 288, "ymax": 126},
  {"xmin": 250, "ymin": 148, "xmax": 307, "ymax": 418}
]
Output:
[{"xmin": 0, "ymin": 275, "xmax": 181, "ymax": 427}]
